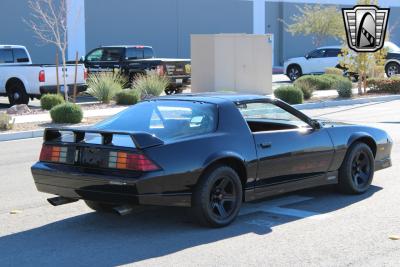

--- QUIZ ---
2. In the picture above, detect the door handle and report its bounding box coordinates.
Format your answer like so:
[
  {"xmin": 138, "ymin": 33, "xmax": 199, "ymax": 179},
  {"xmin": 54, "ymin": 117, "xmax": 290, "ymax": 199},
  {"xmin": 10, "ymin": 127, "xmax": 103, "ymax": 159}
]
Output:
[{"xmin": 259, "ymin": 142, "xmax": 272, "ymax": 149}]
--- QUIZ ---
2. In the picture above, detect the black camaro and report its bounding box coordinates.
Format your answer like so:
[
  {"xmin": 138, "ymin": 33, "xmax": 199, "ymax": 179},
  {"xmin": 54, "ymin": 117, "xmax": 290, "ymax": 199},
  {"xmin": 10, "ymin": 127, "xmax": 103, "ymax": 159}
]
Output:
[{"xmin": 31, "ymin": 93, "xmax": 393, "ymax": 227}]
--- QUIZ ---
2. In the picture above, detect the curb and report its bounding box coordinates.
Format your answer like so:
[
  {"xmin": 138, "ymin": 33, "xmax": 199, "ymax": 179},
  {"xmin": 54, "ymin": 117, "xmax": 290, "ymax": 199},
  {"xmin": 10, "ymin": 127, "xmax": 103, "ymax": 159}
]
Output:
[
  {"xmin": 294, "ymin": 94, "xmax": 400, "ymax": 110},
  {"xmin": 0, "ymin": 129, "xmax": 44, "ymax": 142}
]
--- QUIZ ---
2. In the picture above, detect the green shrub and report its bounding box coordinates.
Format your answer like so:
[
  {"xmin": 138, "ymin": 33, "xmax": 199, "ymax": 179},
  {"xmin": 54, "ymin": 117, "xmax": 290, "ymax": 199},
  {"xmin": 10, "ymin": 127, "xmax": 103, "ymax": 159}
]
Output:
[
  {"xmin": 274, "ymin": 86, "xmax": 304, "ymax": 104},
  {"xmin": 115, "ymin": 89, "xmax": 141, "ymax": 105},
  {"xmin": 367, "ymin": 77, "xmax": 400, "ymax": 94},
  {"xmin": 132, "ymin": 72, "xmax": 170, "ymax": 97},
  {"xmin": 86, "ymin": 72, "xmax": 127, "ymax": 103},
  {"xmin": 293, "ymin": 79, "xmax": 316, "ymax": 100},
  {"xmin": 336, "ymin": 79, "xmax": 353, "ymax": 98},
  {"xmin": 50, "ymin": 103, "xmax": 83, "ymax": 123},
  {"xmin": 0, "ymin": 112, "xmax": 14, "ymax": 130},
  {"xmin": 325, "ymin": 67, "xmax": 343, "ymax": 76},
  {"xmin": 40, "ymin": 94, "xmax": 65, "ymax": 110},
  {"xmin": 294, "ymin": 75, "xmax": 332, "ymax": 90}
]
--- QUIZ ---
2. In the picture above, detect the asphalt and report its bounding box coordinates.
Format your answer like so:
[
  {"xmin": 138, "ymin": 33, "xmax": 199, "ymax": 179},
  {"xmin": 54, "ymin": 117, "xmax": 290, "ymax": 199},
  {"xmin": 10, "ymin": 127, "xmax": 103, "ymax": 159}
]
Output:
[{"xmin": 0, "ymin": 100, "xmax": 399, "ymax": 266}]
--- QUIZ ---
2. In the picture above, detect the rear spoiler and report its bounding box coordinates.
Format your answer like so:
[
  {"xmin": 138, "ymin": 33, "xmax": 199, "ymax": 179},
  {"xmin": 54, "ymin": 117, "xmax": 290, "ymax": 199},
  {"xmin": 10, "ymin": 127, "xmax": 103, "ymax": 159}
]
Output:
[{"xmin": 43, "ymin": 128, "xmax": 164, "ymax": 149}]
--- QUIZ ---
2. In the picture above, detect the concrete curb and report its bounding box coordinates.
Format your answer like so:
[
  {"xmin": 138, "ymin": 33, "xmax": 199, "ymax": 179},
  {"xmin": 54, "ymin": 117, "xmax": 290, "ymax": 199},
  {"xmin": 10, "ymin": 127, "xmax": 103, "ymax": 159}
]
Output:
[
  {"xmin": 0, "ymin": 129, "xmax": 44, "ymax": 142},
  {"xmin": 294, "ymin": 94, "xmax": 400, "ymax": 110}
]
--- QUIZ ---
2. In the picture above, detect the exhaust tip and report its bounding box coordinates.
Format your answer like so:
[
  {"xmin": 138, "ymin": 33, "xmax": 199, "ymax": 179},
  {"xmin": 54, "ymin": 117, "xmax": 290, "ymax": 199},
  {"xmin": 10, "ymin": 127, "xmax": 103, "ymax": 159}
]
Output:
[
  {"xmin": 47, "ymin": 197, "xmax": 78, "ymax": 206},
  {"xmin": 113, "ymin": 205, "xmax": 134, "ymax": 216}
]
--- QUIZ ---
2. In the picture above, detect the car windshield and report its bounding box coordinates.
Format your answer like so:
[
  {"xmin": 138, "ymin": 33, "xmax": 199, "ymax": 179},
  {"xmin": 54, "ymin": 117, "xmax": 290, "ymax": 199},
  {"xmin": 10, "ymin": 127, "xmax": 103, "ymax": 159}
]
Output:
[
  {"xmin": 385, "ymin": 42, "xmax": 400, "ymax": 53},
  {"xmin": 94, "ymin": 100, "xmax": 218, "ymax": 141}
]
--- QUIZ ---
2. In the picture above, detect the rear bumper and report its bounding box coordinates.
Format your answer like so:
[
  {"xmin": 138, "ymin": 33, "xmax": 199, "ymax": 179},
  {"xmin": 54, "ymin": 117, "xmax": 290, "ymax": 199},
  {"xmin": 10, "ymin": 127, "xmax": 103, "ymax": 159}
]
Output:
[
  {"xmin": 40, "ymin": 84, "xmax": 87, "ymax": 95},
  {"xmin": 375, "ymin": 157, "xmax": 392, "ymax": 171},
  {"xmin": 31, "ymin": 162, "xmax": 191, "ymax": 207}
]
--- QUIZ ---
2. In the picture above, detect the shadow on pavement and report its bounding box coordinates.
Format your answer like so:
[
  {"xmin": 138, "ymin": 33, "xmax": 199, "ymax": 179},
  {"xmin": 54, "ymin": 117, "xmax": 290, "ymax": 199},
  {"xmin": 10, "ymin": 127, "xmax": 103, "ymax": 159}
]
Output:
[{"xmin": 0, "ymin": 185, "xmax": 381, "ymax": 266}]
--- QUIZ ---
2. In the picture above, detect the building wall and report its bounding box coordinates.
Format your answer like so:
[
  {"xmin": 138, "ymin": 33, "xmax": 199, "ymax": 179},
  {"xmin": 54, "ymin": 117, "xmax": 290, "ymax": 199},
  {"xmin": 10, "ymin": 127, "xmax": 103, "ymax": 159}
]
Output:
[
  {"xmin": 85, "ymin": 0, "xmax": 253, "ymax": 58},
  {"xmin": 0, "ymin": 0, "xmax": 57, "ymax": 64}
]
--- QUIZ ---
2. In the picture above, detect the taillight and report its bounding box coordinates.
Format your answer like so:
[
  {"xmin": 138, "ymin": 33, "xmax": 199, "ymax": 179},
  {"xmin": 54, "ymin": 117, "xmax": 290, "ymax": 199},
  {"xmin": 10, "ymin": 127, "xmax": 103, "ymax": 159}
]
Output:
[
  {"xmin": 108, "ymin": 151, "xmax": 159, "ymax": 172},
  {"xmin": 40, "ymin": 145, "xmax": 67, "ymax": 163},
  {"xmin": 84, "ymin": 68, "xmax": 88, "ymax": 80},
  {"xmin": 39, "ymin": 70, "xmax": 45, "ymax": 82},
  {"xmin": 156, "ymin": 65, "xmax": 165, "ymax": 76}
]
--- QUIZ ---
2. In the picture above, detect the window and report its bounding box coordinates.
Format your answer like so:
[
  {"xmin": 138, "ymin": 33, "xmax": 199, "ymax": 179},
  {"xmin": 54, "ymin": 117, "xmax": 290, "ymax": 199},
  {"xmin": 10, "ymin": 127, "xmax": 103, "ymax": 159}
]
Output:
[
  {"xmin": 325, "ymin": 49, "xmax": 341, "ymax": 57},
  {"xmin": 237, "ymin": 102, "xmax": 309, "ymax": 129},
  {"xmin": 13, "ymin": 48, "xmax": 29, "ymax": 63},
  {"xmin": 86, "ymin": 49, "xmax": 104, "ymax": 62},
  {"xmin": 95, "ymin": 100, "xmax": 217, "ymax": 141},
  {"xmin": 0, "ymin": 49, "xmax": 14, "ymax": 63},
  {"xmin": 144, "ymin": 47, "xmax": 154, "ymax": 58},
  {"xmin": 308, "ymin": 49, "xmax": 326, "ymax": 58},
  {"xmin": 126, "ymin": 48, "xmax": 142, "ymax": 60},
  {"xmin": 102, "ymin": 48, "xmax": 122, "ymax": 61}
]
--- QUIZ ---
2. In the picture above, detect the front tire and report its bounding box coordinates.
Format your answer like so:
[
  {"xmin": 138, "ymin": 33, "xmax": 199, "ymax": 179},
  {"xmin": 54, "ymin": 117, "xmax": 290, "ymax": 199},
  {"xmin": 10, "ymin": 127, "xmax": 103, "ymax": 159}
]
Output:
[
  {"xmin": 192, "ymin": 166, "xmax": 242, "ymax": 227},
  {"xmin": 338, "ymin": 142, "xmax": 375, "ymax": 194},
  {"xmin": 287, "ymin": 65, "xmax": 302, "ymax": 81}
]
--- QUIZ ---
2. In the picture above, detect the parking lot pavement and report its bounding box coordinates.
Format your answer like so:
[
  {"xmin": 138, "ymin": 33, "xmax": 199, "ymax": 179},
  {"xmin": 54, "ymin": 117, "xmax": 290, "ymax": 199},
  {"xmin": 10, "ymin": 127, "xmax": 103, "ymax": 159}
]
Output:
[{"xmin": 0, "ymin": 103, "xmax": 399, "ymax": 266}]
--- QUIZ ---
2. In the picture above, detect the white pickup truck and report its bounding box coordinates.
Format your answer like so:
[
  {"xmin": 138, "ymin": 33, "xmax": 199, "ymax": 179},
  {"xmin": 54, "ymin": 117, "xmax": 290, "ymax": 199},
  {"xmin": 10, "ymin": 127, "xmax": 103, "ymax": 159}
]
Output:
[{"xmin": 0, "ymin": 45, "xmax": 87, "ymax": 105}]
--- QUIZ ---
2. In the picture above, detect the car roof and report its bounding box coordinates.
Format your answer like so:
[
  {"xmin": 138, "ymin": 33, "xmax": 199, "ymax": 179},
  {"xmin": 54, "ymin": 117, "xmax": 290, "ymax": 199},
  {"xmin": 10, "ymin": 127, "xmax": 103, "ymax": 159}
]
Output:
[
  {"xmin": 317, "ymin": 46, "xmax": 341, "ymax": 49},
  {"xmin": 154, "ymin": 92, "xmax": 272, "ymax": 104},
  {"xmin": 0, "ymin": 45, "xmax": 27, "ymax": 49},
  {"xmin": 101, "ymin": 45, "xmax": 152, "ymax": 49}
]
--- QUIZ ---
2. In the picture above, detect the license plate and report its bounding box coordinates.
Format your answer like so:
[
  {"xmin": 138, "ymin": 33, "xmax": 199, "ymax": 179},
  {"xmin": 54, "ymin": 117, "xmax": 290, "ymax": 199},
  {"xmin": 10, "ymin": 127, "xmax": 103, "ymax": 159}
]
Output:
[
  {"xmin": 176, "ymin": 79, "xmax": 183, "ymax": 84},
  {"xmin": 81, "ymin": 147, "xmax": 103, "ymax": 166}
]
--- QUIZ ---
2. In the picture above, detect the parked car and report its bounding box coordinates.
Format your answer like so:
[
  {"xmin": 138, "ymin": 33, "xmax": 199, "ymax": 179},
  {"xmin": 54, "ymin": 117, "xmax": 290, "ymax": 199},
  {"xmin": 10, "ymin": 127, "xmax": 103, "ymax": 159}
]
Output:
[
  {"xmin": 78, "ymin": 45, "xmax": 191, "ymax": 94},
  {"xmin": 31, "ymin": 93, "xmax": 392, "ymax": 227},
  {"xmin": 284, "ymin": 46, "xmax": 342, "ymax": 81},
  {"xmin": 0, "ymin": 45, "xmax": 87, "ymax": 105},
  {"xmin": 284, "ymin": 42, "xmax": 400, "ymax": 81}
]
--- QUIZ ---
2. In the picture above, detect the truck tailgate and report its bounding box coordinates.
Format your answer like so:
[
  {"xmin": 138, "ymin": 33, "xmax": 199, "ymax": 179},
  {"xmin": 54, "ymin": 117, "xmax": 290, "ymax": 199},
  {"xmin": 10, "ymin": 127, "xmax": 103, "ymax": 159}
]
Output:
[
  {"xmin": 42, "ymin": 64, "xmax": 86, "ymax": 86},
  {"xmin": 161, "ymin": 60, "xmax": 191, "ymax": 77}
]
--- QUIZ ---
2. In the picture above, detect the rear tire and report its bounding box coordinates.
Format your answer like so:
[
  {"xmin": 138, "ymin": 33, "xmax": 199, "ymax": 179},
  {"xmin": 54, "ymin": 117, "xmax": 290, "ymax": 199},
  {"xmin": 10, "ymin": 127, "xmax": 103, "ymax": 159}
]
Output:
[
  {"xmin": 287, "ymin": 65, "xmax": 302, "ymax": 81},
  {"xmin": 385, "ymin": 62, "xmax": 400, "ymax": 77},
  {"xmin": 84, "ymin": 200, "xmax": 115, "ymax": 212},
  {"xmin": 338, "ymin": 142, "xmax": 374, "ymax": 194},
  {"xmin": 192, "ymin": 166, "xmax": 242, "ymax": 227},
  {"xmin": 7, "ymin": 81, "xmax": 29, "ymax": 105}
]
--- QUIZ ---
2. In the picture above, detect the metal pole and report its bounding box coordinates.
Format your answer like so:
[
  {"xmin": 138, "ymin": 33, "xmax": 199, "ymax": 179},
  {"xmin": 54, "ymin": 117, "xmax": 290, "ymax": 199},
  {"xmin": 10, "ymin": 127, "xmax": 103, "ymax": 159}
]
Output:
[
  {"xmin": 56, "ymin": 51, "xmax": 60, "ymax": 94},
  {"xmin": 73, "ymin": 51, "xmax": 78, "ymax": 103}
]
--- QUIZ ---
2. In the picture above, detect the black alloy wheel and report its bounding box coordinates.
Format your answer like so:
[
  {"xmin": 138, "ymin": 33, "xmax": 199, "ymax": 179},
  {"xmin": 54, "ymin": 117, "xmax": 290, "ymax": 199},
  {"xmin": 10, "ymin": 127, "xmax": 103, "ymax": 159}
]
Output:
[
  {"xmin": 339, "ymin": 142, "xmax": 374, "ymax": 194},
  {"xmin": 192, "ymin": 166, "xmax": 242, "ymax": 227}
]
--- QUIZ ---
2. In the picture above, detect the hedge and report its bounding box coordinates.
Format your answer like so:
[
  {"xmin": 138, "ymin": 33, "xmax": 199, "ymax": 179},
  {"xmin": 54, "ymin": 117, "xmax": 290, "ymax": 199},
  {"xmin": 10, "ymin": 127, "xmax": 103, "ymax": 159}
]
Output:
[
  {"xmin": 367, "ymin": 77, "xmax": 400, "ymax": 94},
  {"xmin": 40, "ymin": 94, "xmax": 65, "ymax": 110},
  {"xmin": 115, "ymin": 89, "xmax": 141, "ymax": 105},
  {"xmin": 50, "ymin": 103, "xmax": 83, "ymax": 123},
  {"xmin": 274, "ymin": 86, "xmax": 304, "ymax": 104}
]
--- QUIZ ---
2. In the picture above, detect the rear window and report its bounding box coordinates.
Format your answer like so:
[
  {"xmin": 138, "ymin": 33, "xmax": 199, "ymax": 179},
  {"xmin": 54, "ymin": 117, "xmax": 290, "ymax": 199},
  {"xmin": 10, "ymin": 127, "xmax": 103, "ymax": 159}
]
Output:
[
  {"xmin": 0, "ymin": 49, "xmax": 13, "ymax": 63},
  {"xmin": 95, "ymin": 100, "xmax": 218, "ymax": 141}
]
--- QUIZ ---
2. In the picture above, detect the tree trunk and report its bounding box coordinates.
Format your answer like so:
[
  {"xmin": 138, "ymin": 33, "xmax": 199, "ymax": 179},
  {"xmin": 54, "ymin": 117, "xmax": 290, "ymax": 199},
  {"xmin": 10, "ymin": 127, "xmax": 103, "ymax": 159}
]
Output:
[
  {"xmin": 61, "ymin": 50, "xmax": 68, "ymax": 102},
  {"xmin": 358, "ymin": 78, "xmax": 363, "ymax": 95}
]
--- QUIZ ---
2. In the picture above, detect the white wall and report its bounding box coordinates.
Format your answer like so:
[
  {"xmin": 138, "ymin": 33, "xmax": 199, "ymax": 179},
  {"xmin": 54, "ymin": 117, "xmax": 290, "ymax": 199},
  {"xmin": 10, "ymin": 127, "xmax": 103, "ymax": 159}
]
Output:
[{"xmin": 66, "ymin": 0, "xmax": 85, "ymax": 60}]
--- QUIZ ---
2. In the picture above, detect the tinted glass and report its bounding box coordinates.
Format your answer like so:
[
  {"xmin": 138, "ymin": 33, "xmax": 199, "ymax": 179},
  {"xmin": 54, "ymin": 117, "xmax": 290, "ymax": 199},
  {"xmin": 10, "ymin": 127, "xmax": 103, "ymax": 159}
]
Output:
[
  {"xmin": 325, "ymin": 49, "xmax": 341, "ymax": 57},
  {"xmin": 0, "ymin": 49, "xmax": 14, "ymax": 63},
  {"xmin": 102, "ymin": 48, "xmax": 122, "ymax": 61},
  {"xmin": 13, "ymin": 48, "xmax": 29, "ymax": 62},
  {"xmin": 237, "ymin": 102, "xmax": 308, "ymax": 127},
  {"xmin": 86, "ymin": 49, "xmax": 103, "ymax": 61},
  {"xmin": 95, "ymin": 100, "xmax": 218, "ymax": 141},
  {"xmin": 308, "ymin": 49, "xmax": 326, "ymax": 58},
  {"xmin": 126, "ymin": 48, "xmax": 142, "ymax": 60},
  {"xmin": 144, "ymin": 47, "xmax": 154, "ymax": 58}
]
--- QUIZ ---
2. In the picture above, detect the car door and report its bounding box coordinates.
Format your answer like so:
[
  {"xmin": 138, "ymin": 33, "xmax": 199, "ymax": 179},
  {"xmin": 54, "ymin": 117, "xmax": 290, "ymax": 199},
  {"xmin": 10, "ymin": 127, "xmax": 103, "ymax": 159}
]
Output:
[
  {"xmin": 324, "ymin": 49, "xmax": 341, "ymax": 69},
  {"xmin": 85, "ymin": 48, "xmax": 105, "ymax": 74},
  {"xmin": 237, "ymin": 101, "xmax": 335, "ymax": 195},
  {"xmin": 306, "ymin": 48, "xmax": 328, "ymax": 73}
]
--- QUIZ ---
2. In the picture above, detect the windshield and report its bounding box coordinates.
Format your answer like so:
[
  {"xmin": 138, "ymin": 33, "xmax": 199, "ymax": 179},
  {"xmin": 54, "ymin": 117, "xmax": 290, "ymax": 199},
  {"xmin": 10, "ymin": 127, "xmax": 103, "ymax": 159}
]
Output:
[
  {"xmin": 385, "ymin": 42, "xmax": 400, "ymax": 53},
  {"xmin": 95, "ymin": 100, "xmax": 218, "ymax": 141}
]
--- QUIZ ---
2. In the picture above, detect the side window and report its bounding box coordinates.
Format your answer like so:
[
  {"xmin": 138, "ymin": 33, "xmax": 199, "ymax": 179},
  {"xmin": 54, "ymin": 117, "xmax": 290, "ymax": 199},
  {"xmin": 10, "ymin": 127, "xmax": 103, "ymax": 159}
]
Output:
[
  {"xmin": 13, "ymin": 48, "xmax": 29, "ymax": 63},
  {"xmin": 0, "ymin": 49, "xmax": 14, "ymax": 63},
  {"xmin": 102, "ymin": 48, "xmax": 122, "ymax": 61},
  {"xmin": 126, "ymin": 48, "xmax": 139, "ymax": 60},
  {"xmin": 325, "ymin": 49, "xmax": 341, "ymax": 57},
  {"xmin": 308, "ymin": 49, "xmax": 326, "ymax": 58},
  {"xmin": 144, "ymin": 47, "xmax": 154, "ymax": 58},
  {"xmin": 86, "ymin": 49, "xmax": 104, "ymax": 62}
]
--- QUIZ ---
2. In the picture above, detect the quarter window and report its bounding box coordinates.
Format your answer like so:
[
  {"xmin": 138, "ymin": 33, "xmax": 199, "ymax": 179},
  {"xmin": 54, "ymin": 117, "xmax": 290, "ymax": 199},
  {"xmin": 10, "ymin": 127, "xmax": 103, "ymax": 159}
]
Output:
[{"xmin": 13, "ymin": 48, "xmax": 29, "ymax": 63}]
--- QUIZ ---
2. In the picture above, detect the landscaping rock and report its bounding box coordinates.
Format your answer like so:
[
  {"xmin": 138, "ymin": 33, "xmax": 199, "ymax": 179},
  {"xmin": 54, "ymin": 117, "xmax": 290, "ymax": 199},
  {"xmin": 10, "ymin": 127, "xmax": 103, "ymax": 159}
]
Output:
[{"xmin": 6, "ymin": 104, "xmax": 31, "ymax": 115}]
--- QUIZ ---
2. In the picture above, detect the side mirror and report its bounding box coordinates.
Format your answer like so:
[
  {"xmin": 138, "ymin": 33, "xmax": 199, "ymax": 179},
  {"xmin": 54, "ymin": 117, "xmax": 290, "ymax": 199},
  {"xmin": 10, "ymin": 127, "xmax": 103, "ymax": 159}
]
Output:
[
  {"xmin": 311, "ymin": 120, "xmax": 322, "ymax": 130},
  {"xmin": 305, "ymin": 54, "xmax": 310, "ymax": 60},
  {"xmin": 80, "ymin": 56, "xmax": 85, "ymax": 62}
]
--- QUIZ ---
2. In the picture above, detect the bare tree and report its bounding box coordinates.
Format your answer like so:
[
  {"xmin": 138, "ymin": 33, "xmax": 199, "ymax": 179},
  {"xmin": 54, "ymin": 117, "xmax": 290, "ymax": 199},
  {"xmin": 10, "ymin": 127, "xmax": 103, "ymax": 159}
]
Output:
[{"xmin": 25, "ymin": 0, "xmax": 69, "ymax": 101}]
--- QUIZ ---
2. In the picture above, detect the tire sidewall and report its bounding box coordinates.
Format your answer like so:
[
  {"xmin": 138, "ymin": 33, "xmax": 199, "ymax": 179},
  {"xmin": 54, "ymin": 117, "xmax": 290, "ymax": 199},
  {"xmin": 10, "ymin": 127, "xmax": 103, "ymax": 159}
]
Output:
[
  {"xmin": 386, "ymin": 62, "xmax": 400, "ymax": 77},
  {"xmin": 288, "ymin": 65, "xmax": 302, "ymax": 81},
  {"xmin": 340, "ymin": 143, "xmax": 375, "ymax": 194},
  {"xmin": 8, "ymin": 84, "xmax": 29, "ymax": 105},
  {"xmin": 194, "ymin": 166, "xmax": 242, "ymax": 227}
]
